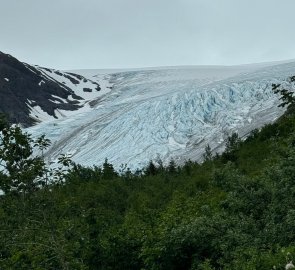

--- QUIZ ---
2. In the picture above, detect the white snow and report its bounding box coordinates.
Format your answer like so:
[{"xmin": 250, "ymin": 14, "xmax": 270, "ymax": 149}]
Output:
[
  {"xmin": 49, "ymin": 99, "xmax": 62, "ymax": 104},
  {"xmin": 27, "ymin": 61, "xmax": 295, "ymax": 171},
  {"xmin": 25, "ymin": 67, "xmax": 113, "ymax": 123},
  {"xmin": 38, "ymin": 80, "xmax": 45, "ymax": 86},
  {"xmin": 68, "ymin": 59, "xmax": 295, "ymax": 78},
  {"xmin": 54, "ymin": 104, "xmax": 92, "ymax": 117},
  {"xmin": 51, "ymin": 95, "xmax": 67, "ymax": 103},
  {"xmin": 36, "ymin": 67, "xmax": 112, "ymax": 102},
  {"xmin": 28, "ymin": 105, "xmax": 56, "ymax": 122}
]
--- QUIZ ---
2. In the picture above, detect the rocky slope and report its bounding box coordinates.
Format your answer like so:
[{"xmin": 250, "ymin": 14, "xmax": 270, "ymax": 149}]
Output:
[{"xmin": 0, "ymin": 51, "xmax": 110, "ymax": 126}]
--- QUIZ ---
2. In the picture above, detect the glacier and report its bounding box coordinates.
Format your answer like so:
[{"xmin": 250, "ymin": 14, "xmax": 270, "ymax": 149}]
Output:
[{"xmin": 27, "ymin": 61, "xmax": 295, "ymax": 171}]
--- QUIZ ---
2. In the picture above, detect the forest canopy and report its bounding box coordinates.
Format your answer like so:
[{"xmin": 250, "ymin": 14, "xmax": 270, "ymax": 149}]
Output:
[{"xmin": 1, "ymin": 80, "xmax": 295, "ymax": 269}]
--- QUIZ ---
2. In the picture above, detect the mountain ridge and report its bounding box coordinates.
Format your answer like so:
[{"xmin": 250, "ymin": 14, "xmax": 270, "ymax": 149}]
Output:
[{"xmin": 0, "ymin": 51, "xmax": 110, "ymax": 126}]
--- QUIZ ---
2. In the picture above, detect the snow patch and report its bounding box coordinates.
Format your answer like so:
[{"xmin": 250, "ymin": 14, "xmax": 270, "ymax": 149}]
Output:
[
  {"xmin": 28, "ymin": 105, "xmax": 55, "ymax": 122},
  {"xmin": 38, "ymin": 80, "xmax": 45, "ymax": 86}
]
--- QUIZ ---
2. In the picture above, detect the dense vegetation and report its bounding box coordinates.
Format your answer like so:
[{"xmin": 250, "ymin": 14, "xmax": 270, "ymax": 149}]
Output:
[{"xmin": 1, "ymin": 82, "xmax": 295, "ymax": 269}]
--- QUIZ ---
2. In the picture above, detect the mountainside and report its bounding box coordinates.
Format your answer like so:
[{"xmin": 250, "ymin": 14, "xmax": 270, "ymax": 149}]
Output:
[
  {"xmin": 2, "ymin": 51, "xmax": 295, "ymax": 170},
  {"xmin": 0, "ymin": 51, "xmax": 111, "ymax": 126},
  {"xmin": 28, "ymin": 62, "xmax": 295, "ymax": 170},
  {"xmin": 3, "ymin": 89, "xmax": 295, "ymax": 269}
]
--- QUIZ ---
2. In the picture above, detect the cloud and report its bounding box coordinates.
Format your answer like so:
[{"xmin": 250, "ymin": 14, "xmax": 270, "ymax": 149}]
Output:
[{"xmin": 1, "ymin": 0, "xmax": 294, "ymax": 69}]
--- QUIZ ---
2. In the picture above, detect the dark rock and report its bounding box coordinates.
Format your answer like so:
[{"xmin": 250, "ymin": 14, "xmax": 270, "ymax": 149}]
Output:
[
  {"xmin": 0, "ymin": 51, "xmax": 83, "ymax": 127},
  {"xmin": 63, "ymin": 73, "xmax": 80, "ymax": 85},
  {"xmin": 66, "ymin": 72, "xmax": 84, "ymax": 81},
  {"xmin": 83, "ymin": 88, "xmax": 92, "ymax": 92}
]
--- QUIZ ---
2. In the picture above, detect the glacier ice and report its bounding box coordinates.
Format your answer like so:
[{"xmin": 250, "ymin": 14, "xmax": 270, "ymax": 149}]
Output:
[{"xmin": 27, "ymin": 62, "xmax": 295, "ymax": 171}]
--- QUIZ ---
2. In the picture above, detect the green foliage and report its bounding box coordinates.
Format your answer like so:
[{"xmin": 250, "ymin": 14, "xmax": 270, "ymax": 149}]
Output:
[
  {"xmin": 102, "ymin": 158, "xmax": 117, "ymax": 179},
  {"xmin": 3, "ymin": 78, "xmax": 295, "ymax": 269},
  {"xmin": 0, "ymin": 116, "xmax": 46, "ymax": 195},
  {"xmin": 168, "ymin": 159, "xmax": 177, "ymax": 174},
  {"xmin": 273, "ymin": 76, "xmax": 295, "ymax": 115},
  {"xmin": 221, "ymin": 132, "xmax": 241, "ymax": 163},
  {"xmin": 203, "ymin": 144, "xmax": 213, "ymax": 162},
  {"xmin": 144, "ymin": 160, "xmax": 158, "ymax": 175}
]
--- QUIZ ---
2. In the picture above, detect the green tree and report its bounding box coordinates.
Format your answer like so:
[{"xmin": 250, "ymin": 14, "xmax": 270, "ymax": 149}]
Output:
[
  {"xmin": 102, "ymin": 158, "xmax": 117, "ymax": 179},
  {"xmin": 168, "ymin": 159, "xmax": 177, "ymax": 174},
  {"xmin": 273, "ymin": 75, "xmax": 295, "ymax": 114},
  {"xmin": 203, "ymin": 144, "xmax": 213, "ymax": 161},
  {"xmin": 222, "ymin": 132, "xmax": 241, "ymax": 162},
  {"xmin": 145, "ymin": 160, "xmax": 158, "ymax": 175},
  {"xmin": 0, "ymin": 115, "xmax": 47, "ymax": 196}
]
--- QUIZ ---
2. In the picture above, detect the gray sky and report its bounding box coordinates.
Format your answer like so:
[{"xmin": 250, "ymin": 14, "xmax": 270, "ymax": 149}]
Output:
[{"xmin": 1, "ymin": 0, "xmax": 295, "ymax": 69}]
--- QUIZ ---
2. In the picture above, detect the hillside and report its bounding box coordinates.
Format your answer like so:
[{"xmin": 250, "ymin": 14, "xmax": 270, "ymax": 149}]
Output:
[
  {"xmin": 0, "ymin": 51, "xmax": 111, "ymax": 126},
  {"xmin": 1, "ymin": 88, "xmax": 295, "ymax": 269}
]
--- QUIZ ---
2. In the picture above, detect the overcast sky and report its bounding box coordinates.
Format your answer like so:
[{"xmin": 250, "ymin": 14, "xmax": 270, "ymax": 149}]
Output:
[{"xmin": 1, "ymin": 0, "xmax": 295, "ymax": 69}]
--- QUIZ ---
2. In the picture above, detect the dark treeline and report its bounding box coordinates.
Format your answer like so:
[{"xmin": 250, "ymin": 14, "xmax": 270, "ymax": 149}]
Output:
[{"xmin": 1, "ymin": 81, "xmax": 295, "ymax": 269}]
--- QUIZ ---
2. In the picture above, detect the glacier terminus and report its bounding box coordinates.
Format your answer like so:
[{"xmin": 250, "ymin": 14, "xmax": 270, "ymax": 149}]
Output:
[{"xmin": 27, "ymin": 61, "xmax": 295, "ymax": 171}]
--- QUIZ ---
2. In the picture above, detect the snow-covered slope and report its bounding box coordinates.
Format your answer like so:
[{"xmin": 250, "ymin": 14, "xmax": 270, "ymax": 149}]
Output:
[
  {"xmin": 32, "ymin": 66, "xmax": 113, "ymax": 120},
  {"xmin": 0, "ymin": 51, "xmax": 113, "ymax": 126},
  {"xmin": 27, "ymin": 62, "xmax": 295, "ymax": 170}
]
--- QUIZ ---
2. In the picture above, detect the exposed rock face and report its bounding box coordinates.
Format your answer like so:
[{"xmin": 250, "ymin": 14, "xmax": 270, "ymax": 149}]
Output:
[{"xmin": 0, "ymin": 52, "xmax": 101, "ymax": 127}]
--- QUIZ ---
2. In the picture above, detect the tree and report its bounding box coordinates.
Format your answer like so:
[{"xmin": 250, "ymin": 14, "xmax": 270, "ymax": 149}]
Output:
[
  {"xmin": 0, "ymin": 115, "xmax": 47, "ymax": 196},
  {"xmin": 222, "ymin": 132, "xmax": 241, "ymax": 162},
  {"xmin": 144, "ymin": 160, "xmax": 157, "ymax": 175},
  {"xmin": 0, "ymin": 115, "xmax": 73, "ymax": 196},
  {"xmin": 273, "ymin": 75, "xmax": 295, "ymax": 113},
  {"xmin": 225, "ymin": 132, "xmax": 241, "ymax": 153},
  {"xmin": 102, "ymin": 158, "xmax": 117, "ymax": 179},
  {"xmin": 0, "ymin": 115, "xmax": 79, "ymax": 269},
  {"xmin": 203, "ymin": 144, "xmax": 213, "ymax": 161},
  {"xmin": 168, "ymin": 159, "xmax": 177, "ymax": 174}
]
